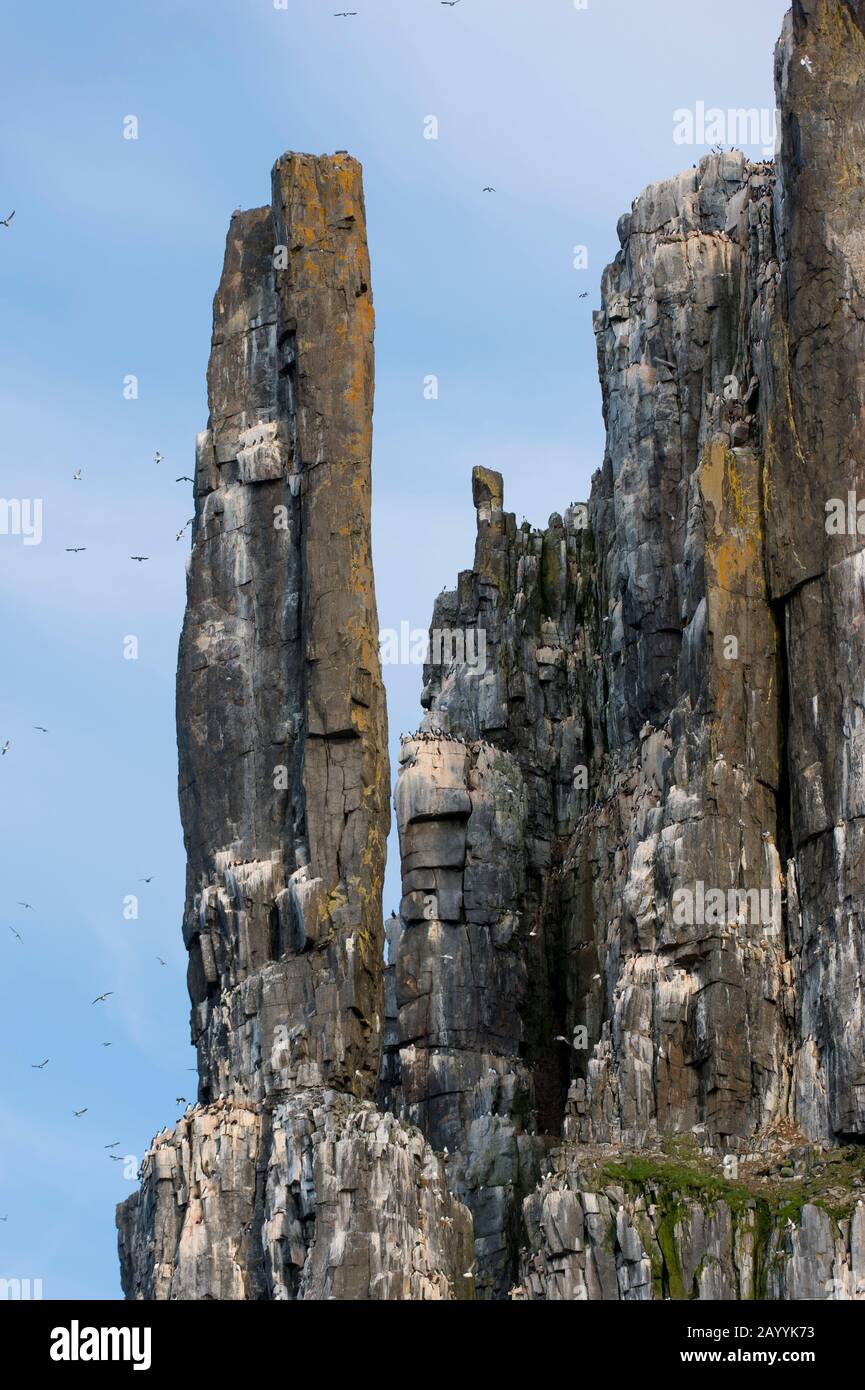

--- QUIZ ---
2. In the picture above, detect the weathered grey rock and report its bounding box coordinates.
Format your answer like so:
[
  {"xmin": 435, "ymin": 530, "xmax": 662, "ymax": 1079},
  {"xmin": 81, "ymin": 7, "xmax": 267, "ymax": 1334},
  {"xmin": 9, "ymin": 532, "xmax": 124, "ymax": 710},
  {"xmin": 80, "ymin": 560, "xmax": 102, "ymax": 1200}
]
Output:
[
  {"xmin": 119, "ymin": 1091, "xmax": 473, "ymax": 1301},
  {"xmin": 118, "ymin": 154, "xmax": 472, "ymax": 1300},
  {"xmin": 390, "ymin": 0, "xmax": 865, "ymax": 1298},
  {"xmin": 516, "ymin": 1161, "xmax": 865, "ymax": 1301},
  {"xmin": 767, "ymin": 1, "xmax": 865, "ymax": 1142},
  {"xmin": 121, "ymin": 1, "xmax": 865, "ymax": 1303},
  {"xmin": 179, "ymin": 154, "xmax": 389, "ymax": 1103}
]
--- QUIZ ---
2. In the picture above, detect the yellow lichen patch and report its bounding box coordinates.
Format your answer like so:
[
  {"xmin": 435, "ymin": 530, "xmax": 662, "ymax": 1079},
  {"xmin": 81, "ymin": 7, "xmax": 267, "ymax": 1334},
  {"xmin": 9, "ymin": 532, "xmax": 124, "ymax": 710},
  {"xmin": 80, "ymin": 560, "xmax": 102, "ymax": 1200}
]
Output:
[
  {"xmin": 811, "ymin": 0, "xmax": 865, "ymax": 78},
  {"xmin": 699, "ymin": 437, "xmax": 779, "ymax": 785}
]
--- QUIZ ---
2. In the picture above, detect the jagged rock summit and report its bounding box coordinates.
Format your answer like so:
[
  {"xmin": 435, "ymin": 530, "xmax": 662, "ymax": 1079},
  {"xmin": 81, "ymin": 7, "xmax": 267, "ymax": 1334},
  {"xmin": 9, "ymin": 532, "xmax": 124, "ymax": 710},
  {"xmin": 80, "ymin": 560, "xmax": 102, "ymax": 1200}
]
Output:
[{"xmin": 120, "ymin": 0, "xmax": 865, "ymax": 1301}]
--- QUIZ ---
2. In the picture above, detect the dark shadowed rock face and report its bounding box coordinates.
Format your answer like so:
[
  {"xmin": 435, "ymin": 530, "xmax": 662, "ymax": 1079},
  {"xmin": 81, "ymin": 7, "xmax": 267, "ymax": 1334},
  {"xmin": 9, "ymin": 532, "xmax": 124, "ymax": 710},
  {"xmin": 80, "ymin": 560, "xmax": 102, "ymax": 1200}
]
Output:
[{"xmin": 121, "ymin": 2, "xmax": 865, "ymax": 1304}]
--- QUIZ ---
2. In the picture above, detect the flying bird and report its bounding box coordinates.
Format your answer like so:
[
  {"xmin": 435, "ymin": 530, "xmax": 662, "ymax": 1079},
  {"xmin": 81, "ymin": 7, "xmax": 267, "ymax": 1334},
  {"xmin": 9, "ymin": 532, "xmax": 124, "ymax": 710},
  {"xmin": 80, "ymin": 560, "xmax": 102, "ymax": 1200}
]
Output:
[
  {"xmin": 482, "ymin": 186, "xmax": 496, "ymax": 193},
  {"xmin": 0, "ymin": 211, "xmax": 14, "ymax": 227},
  {"xmin": 101, "ymin": 1042, "xmax": 112, "ymax": 1047},
  {"xmin": 33, "ymin": 726, "xmax": 48, "ymax": 733},
  {"xmin": 130, "ymin": 556, "xmax": 149, "ymax": 562},
  {"xmin": 109, "ymin": 1153, "xmax": 124, "ymax": 1161},
  {"xmin": 578, "ymin": 292, "xmax": 588, "ymax": 299},
  {"xmin": 334, "ymin": 9, "xmax": 357, "ymax": 14},
  {"xmin": 442, "ymin": 1, "xmax": 463, "ymax": 5},
  {"xmin": 104, "ymin": 1142, "xmax": 120, "ymax": 1149},
  {"xmin": 139, "ymin": 876, "xmax": 154, "ymax": 883},
  {"xmin": 175, "ymin": 1096, "xmax": 187, "ymax": 1105},
  {"xmin": 175, "ymin": 476, "xmax": 194, "ymax": 483},
  {"xmin": 91, "ymin": 992, "xmax": 113, "ymax": 1004},
  {"xmin": 65, "ymin": 547, "xmax": 86, "ymax": 553},
  {"xmin": 156, "ymin": 956, "xmax": 167, "ymax": 966},
  {"xmin": 73, "ymin": 1108, "xmax": 88, "ymax": 1118},
  {"xmin": 153, "ymin": 451, "xmax": 163, "ymax": 464},
  {"xmin": 17, "ymin": 902, "xmax": 32, "ymax": 910},
  {"xmin": 2, "ymin": 741, "xmax": 9, "ymax": 755},
  {"xmin": 31, "ymin": 1058, "xmax": 49, "ymax": 1069},
  {"xmin": 73, "ymin": 469, "xmax": 82, "ymax": 481},
  {"xmin": 8, "ymin": 926, "xmax": 22, "ymax": 943}
]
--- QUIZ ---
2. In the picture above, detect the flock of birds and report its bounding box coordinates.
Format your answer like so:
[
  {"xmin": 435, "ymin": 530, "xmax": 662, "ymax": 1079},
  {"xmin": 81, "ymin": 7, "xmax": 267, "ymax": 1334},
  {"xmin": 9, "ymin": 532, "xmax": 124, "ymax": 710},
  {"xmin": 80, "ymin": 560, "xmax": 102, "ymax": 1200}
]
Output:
[
  {"xmin": 0, "ymin": 203, "xmax": 196, "ymax": 1186},
  {"xmin": 3, "ymin": 886, "xmax": 188, "ymax": 1187},
  {"xmin": 336, "ymin": 2, "xmax": 463, "ymax": 11},
  {"xmin": 64, "ymin": 451, "xmax": 194, "ymax": 557},
  {"xmin": 1, "ymin": 0, "xmax": 595, "ymax": 1250},
  {"xmin": 2, "ymin": 215, "xmax": 195, "ymax": 559},
  {"xmin": 1, "ymin": 0, "xmax": 592, "ymax": 581},
  {"xmin": 399, "ymin": 727, "xmax": 469, "ymax": 746}
]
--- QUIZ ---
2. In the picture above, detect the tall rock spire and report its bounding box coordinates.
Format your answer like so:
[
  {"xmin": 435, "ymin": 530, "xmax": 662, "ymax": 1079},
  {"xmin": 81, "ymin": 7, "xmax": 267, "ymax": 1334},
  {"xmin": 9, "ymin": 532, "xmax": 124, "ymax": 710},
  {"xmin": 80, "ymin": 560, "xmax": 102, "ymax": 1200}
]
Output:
[
  {"xmin": 178, "ymin": 153, "xmax": 389, "ymax": 1105},
  {"xmin": 118, "ymin": 155, "xmax": 472, "ymax": 1300}
]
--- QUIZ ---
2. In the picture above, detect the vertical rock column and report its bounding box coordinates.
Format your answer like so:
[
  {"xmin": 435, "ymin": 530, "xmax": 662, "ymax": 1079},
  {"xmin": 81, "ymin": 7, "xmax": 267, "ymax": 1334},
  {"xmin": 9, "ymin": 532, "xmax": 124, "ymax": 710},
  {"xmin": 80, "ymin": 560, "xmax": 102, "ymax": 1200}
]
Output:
[
  {"xmin": 390, "ymin": 469, "xmax": 599, "ymax": 1296},
  {"xmin": 118, "ymin": 154, "xmax": 473, "ymax": 1300},
  {"xmin": 573, "ymin": 152, "xmax": 790, "ymax": 1147},
  {"xmin": 179, "ymin": 154, "xmax": 389, "ymax": 1103}
]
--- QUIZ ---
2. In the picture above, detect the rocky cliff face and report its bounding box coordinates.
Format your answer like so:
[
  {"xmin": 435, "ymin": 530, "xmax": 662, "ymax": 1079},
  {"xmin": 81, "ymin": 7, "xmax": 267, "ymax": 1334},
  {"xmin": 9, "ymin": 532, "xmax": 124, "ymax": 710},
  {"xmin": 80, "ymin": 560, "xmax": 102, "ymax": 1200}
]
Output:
[
  {"xmin": 119, "ymin": 1, "xmax": 865, "ymax": 1302},
  {"xmin": 117, "ymin": 154, "xmax": 472, "ymax": 1300},
  {"xmin": 178, "ymin": 156, "xmax": 388, "ymax": 1105},
  {"xmin": 387, "ymin": 0, "xmax": 865, "ymax": 1299}
]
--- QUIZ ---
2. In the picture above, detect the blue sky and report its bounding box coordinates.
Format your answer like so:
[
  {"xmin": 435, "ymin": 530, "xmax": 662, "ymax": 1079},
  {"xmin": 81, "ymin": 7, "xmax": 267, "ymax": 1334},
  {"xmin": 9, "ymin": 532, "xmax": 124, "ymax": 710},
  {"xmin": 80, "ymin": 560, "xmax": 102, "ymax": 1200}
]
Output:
[{"xmin": 0, "ymin": 0, "xmax": 787, "ymax": 1299}]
